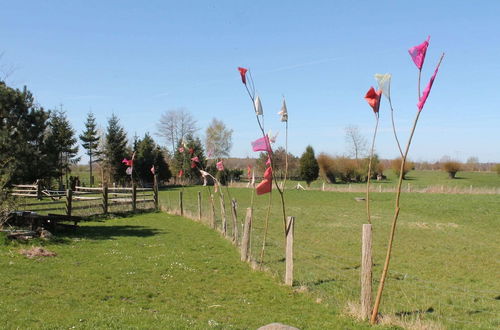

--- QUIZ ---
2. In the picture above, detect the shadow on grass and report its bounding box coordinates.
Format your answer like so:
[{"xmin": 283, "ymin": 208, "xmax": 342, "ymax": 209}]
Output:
[{"xmin": 58, "ymin": 224, "xmax": 165, "ymax": 241}]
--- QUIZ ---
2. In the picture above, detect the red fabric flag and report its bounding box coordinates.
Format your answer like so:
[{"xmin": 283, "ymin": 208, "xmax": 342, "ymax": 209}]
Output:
[
  {"xmin": 191, "ymin": 162, "xmax": 196, "ymax": 168},
  {"xmin": 216, "ymin": 160, "xmax": 224, "ymax": 171},
  {"xmin": 247, "ymin": 165, "xmax": 252, "ymax": 180},
  {"xmin": 409, "ymin": 36, "xmax": 430, "ymax": 70},
  {"xmin": 238, "ymin": 67, "xmax": 248, "ymax": 85},
  {"xmin": 251, "ymin": 136, "xmax": 272, "ymax": 153},
  {"xmin": 178, "ymin": 169, "xmax": 184, "ymax": 177},
  {"xmin": 189, "ymin": 148, "xmax": 194, "ymax": 155},
  {"xmin": 122, "ymin": 158, "xmax": 133, "ymax": 167},
  {"xmin": 191, "ymin": 156, "xmax": 199, "ymax": 163},
  {"xmin": 365, "ymin": 87, "xmax": 382, "ymax": 114},
  {"xmin": 256, "ymin": 167, "xmax": 272, "ymax": 195},
  {"xmin": 417, "ymin": 55, "xmax": 444, "ymax": 111}
]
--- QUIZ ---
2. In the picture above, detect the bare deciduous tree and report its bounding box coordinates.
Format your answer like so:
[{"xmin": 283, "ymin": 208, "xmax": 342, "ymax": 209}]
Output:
[
  {"xmin": 156, "ymin": 108, "xmax": 198, "ymax": 152},
  {"xmin": 345, "ymin": 125, "xmax": 368, "ymax": 162},
  {"xmin": 205, "ymin": 118, "xmax": 233, "ymax": 159}
]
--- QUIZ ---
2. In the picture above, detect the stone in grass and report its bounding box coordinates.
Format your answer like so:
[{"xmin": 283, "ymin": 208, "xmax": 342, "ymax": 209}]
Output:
[{"xmin": 258, "ymin": 323, "xmax": 300, "ymax": 330}]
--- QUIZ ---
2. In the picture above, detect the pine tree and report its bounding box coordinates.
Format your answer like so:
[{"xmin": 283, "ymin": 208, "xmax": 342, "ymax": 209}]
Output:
[
  {"xmin": 134, "ymin": 133, "xmax": 171, "ymax": 185},
  {"xmin": 79, "ymin": 112, "xmax": 101, "ymax": 186},
  {"xmin": 45, "ymin": 110, "xmax": 80, "ymax": 189},
  {"xmin": 172, "ymin": 134, "xmax": 206, "ymax": 182},
  {"xmin": 299, "ymin": 145, "xmax": 319, "ymax": 186},
  {"xmin": 103, "ymin": 114, "xmax": 129, "ymax": 184},
  {"xmin": 0, "ymin": 82, "xmax": 52, "ymax": 184}
]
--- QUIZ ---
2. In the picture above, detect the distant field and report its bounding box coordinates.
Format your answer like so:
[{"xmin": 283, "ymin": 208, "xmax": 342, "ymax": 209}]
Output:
[{"xmin": 160, "ymin": 186, "xmax": 500, "ymax": 329}]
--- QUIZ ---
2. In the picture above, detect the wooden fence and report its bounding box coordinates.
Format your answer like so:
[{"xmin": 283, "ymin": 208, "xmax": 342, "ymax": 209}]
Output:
[{"xmin": 10, "ymin": 177, "xmax": 159, "ymax": 217}]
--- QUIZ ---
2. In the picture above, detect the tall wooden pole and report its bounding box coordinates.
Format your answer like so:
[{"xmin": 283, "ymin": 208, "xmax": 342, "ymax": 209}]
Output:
[
  {"xmin": 361, "ymin": 224, "xmax": 373, "ymax": 320},
  {"xmin": 285, "ymin": 216, "xmax": 295, "ymax": 286}
]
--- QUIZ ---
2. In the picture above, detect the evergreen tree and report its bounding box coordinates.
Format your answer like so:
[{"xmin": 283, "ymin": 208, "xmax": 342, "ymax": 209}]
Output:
[
  {"xmin": 134, "ymin": 133, "xmax": 171, "ymax": 185},
  {"xmin": 299, "ymin": 145, "xmax": 319, "ymax": 186},
  {"xmin": 103, "ymin": 114, "xmax": 129, "ymax": 184},
  {"xmin": 45, "ymin": 110, "xmax": 80, "ymax": 188},
  {"xmin": 0, "ymin": 82, "xmax": 52, "ymax": 184},
  {"xmin": 172, "ymin": 134, "xmax": 206, "ymax": 182},
  {"xmin": 79, "ymin": 112, "xmax": 101, "ymax": 186}
]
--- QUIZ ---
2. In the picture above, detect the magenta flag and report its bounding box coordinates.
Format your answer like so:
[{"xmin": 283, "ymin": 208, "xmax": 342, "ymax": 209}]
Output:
[
  {"xmin": 409, "ymin": 36, "xmax": 430, "ymax": 70},
  {"xmin": 417, "ymin": 54, "xmax": 444, "ymax": 111},
  {"xmin": 251, "ymin": 136, "xmax": 272, "ymax": 153}
]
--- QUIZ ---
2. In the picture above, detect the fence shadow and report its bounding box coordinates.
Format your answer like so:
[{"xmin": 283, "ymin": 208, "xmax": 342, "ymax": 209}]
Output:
[{"xmin": 57, "ymin": 224, "xmax": 164, "ymax": 241}]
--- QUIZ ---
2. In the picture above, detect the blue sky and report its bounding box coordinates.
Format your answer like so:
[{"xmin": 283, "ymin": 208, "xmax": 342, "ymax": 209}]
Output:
[{"xmin": 1, "ymin": 0, "xmax": 499, "ymax": 163}]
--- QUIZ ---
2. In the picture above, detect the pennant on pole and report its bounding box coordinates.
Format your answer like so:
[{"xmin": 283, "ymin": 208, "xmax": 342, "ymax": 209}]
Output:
[
  {"xmin": 150, "ymin": 165, "xmax": 155, "ymax": 175},
  {"xmin": 417, "ymin": 55, "xmax": 444, "ymax": 111},
  {"xmin": 365, "ymin": 87, "xmax": 382, "ymax": 114},
  {"xmin": 251, "ymin": 136, "xmax": 272, "ymax": 152},
  {"xmin": 278, "ymin": 98, "xmax": 288, "ymax": 122},
  {"xmin": 256, "ymin": 166, "xmax": 272, "ymax": 195},
  {"xmin": 254, "ymin": 95, "xmax": 263, "ymax": 115},
  {"xmin": 216, "ymin": 160, "xmax": 224, "ymax": 171},
  {"xmin": 409, "ymin": 36, "xmax": 430, "ymax": 70},
  {"xmin": 374, "ymin": 73, "xmax": 392, "ymax": 100},
  {"xmin": 238, "ymin": 67, "xmax": 248, "ymax": 85}
]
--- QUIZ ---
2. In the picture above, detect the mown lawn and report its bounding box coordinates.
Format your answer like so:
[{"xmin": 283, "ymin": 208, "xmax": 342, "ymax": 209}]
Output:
[
  {"xmin": 0, "ymin": 212, "xmax": 372, "ymax": 329},
  {"xmin": 161, "ymin": 186, "xmax": 500, "ymax": 329}
]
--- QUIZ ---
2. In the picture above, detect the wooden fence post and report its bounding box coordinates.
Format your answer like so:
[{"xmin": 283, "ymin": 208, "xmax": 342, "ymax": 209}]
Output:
[
  {"xmin": 197, "ymin": 191, "xmax": 202, "ymax": 221},
  {"xmin": 102, "ymin": 184, "xmax": 108, "ymax": 214},
  {"xmin": 240, "ymin": 207, "xmax": 253, "ymax": 262},
  {"xmin": 153, "ymin": 174, "xmax": 159, "ymax": 210},
  {"xmin": 132, "ymin": 183, "xmax": 137, "ymax": 212},
  {"xmin": 210, "ymin": 194, "xmax": 216, "ymax": 229},
  {"xmin": 36, "ymin": 179, "xmax": 42, "ymax": 200},
  {"xmin": 66, "ymin": 189, "xmax": 73, "ymax": 217},
  {"xmin": 179, "ymin": 191, "xmax": 184, "ymax": 216},
  {"xmin": 285, "ymin": 216, "xmax": 295, "ymax": 286},
  {"xmin": 231, "ymin": 198, "xmax": 238, "ymax": 245},
  {"xmin": 361, "ymin": 224, "xmax": 373, "ymax": 320},
  {"xmin": 220, "ymin": 196, "xmax": 227, "ymax": 236}
]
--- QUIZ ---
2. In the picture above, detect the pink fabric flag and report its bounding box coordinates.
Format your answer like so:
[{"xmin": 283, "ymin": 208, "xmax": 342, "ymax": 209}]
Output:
[
  {"xmin": 365, "ymin": 87, "xmax": 382, "ymax": 114},
  {"xmin": 256, "ymin": 166, "xmax": 272, "ymax": 195},
  {"xmin": 251, "ymin": 136, "xmax": 272, "ymax": 153},
  {"xmin": 150, "ymin": 165, "xmax": 155, "ymax": 175},
  {"xmin": 238, "ymin": 67, "xmax": 248, "ymax": 85},
  {"xmin": 191, "ymin": 162, "xmax": 196, "ymax": 168},
  {"xmin": 178, "ymin": 147, "xmax": 184, "ymax": 153},
  {"xmin": 417, "ymin": 54, "xmax": 444, "ymax": 111},
  {"xmin": 216, "ymin": 160, "xmax": 224, "ymax": 171},
  {"xmin": 409, "ymin": 36, "xmax": 430, "ymax": 70},
  {"xmin": 122, "ymin": 158, "xmax": 132, "ymax": 167},
  {"xmin": 191, "ymin": 156, "xmax": 199, "ymax": 163},
  {"xmin": 266, "ymin": 156, "xmax": 271, "ymax": 166},
  {"xmin": 247, "ymin": 165, "xmax": 252, "ymax": 180},
  {"xmin": 178, "ymin": 169, "xmax": 183, "ymax": 177}
]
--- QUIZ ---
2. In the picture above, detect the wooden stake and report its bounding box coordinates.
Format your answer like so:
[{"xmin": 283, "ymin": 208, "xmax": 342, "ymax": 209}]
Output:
[
  {"xmin": 231, "ymin": 198, "xmax": 238, "ymax": 245},
  {"xmin": 197, "ymin": 191, "xmax": 202, "ymax": 221},
  {"xmin": 153, "ymin": 174, "xmax": 159, "ymax": 210},
  {"xmin": 102, "ymin": 184, "xmax": 108, "ymax": 215},
  {"xmin": 210, "ymin": 193, "xmax": 216, "ymax": 229},
  {"xmin": 36, "ymin": 179, "xmax": 42, "ymax": 200},
  {"xmin": 240, "ymin": 207, "xmax": 253, "ymax": 262},
  {"xmin": 220, "ymin": 195, "xmax": 227, "ymax": 236},
  {"xmin": 285, "ymin": 216, "xmax": 295, "ymax": 286},
  {"xmin": 361, "ymin": 224, "xmax": 373, "ymax": 320},
  {"xmin": 65, "ymin": 189, "xmax": 73, "ymax": 217},
  {"xmin": 179, "ymin": 191, "xmax": 183, "ymax": 216},
  {"xmin": 132, "ymin": 183, "xmax": 137, "ymax": 212}
]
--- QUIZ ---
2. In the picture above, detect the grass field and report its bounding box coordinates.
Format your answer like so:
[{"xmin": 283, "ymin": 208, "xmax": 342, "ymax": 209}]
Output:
[
  {"xmin": 0, "ymin": 213, "xmax": 370, "ymax": 329},
  {"xmin": 161, "ymin": 186, "xmax": 500, "ymax": 329}
]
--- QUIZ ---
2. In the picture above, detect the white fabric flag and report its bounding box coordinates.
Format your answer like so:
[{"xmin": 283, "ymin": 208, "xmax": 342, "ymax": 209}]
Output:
[
  {"xmin": 278, "ymin": 99, "xmax": 288, "ymax": 122},
  {"xmin": 374, "ymin": 73, "xmax": 391, "ymax": 100},
  {"xmin": 254, "ymin": 95, "xmax": 263, "ymax": 115}
]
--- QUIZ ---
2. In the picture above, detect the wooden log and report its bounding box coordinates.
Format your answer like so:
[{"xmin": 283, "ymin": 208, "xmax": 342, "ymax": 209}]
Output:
[
  {"xmin": 197, "ymin": 191, "xmax": 202, "ymax": 221},
  {"xmin": 361, "ymin": 224, "xmax": 373, "ymax": 320},
  {"xmin": 65, "ymin": 189, "xmax": 73, "ymax": 217},
  {"xmin": 220, "ymin": 195, "xmax": 227, "ymax": 236},
  {"xmin": 240, "ymin": 207, "xmax": 253, "ymax": 262},
  {"xmin": 210, "ymin": 194, "xmax": 216, "ymax": 229},
  {"xmin": 75, "ymin": 186, "xmax": 103, "ymax": 191},
  {"xmin": 285, "ymin": 216, "xmax": 295, "ymax": 286},
  {"xmin": 102, "ymin": 185, "xmax": 108, "ymax": 215},
  {"xmin": 132, "ymin": 183, "xmax": 137, "ymax": 212},
  {"xmin": 11, "ymin": 193, "xmax": 38, "ymax": 197},
  {"xmin": 179, "ymin": 191, "xmax": 183, "ymax": 216},
  {"xmin": 12, "ymin": 184, "xmax": 37, "ymax": 188},
  {"xmin": 231, "ymin": 198, "xmax": 238, "ymax": 245},
  {"xmin": 72, "ymin": 196, "xmax": 101, "ymax": 201}
]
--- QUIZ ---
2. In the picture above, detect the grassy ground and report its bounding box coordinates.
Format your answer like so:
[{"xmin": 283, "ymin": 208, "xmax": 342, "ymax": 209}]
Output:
[
  {"xmin": 0, "ymin": 212, "xmax": 372, "ymax": 329},
  {"xmin": 161, "ymin": 186, "xmax": 500, "ymax": 329}
]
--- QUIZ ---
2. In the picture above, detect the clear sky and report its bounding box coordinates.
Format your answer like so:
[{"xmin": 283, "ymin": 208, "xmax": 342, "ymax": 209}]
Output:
[{"xmin": 1, "ymin": 0, "xmax": 499, "ymax": 163}]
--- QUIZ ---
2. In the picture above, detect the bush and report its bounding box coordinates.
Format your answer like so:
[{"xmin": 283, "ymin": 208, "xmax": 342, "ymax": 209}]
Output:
[
  {"xmin": 442, "ymin": 161, "xmax": 462, "ymax": 179},
  {"xmin": 391, "ymin": 158, "xmax": 412, "ymax": 180},
  {"xmin": 495, "ymin": 164, "xmax": 500, "ymax": 175},
  {"xmin": 299, "ymin": 146, "xmax": 319, "ymax": 186},
  {"xmin": 317, "ymin": 153, "xmax": 337, "ymax": 183}
]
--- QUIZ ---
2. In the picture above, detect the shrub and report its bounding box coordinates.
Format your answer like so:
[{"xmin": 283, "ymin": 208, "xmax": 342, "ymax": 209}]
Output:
[
  {"xmin": 299, "ymin": 146, "xmax": 319, "ymax": 186},
  {"xmin": 317, "ymin": 153, "xmax": 337, "ymax": 183},
  {"xmin": 391, "ymin": 158, "xmax": 412, "ymax": 180},
  {"xmin": 495, "ymin": 164, "xmax": 500, "ymax": 175},
  {"xmin": 442, "ymin": 161, "xmax": 461, "ymax": 179}
]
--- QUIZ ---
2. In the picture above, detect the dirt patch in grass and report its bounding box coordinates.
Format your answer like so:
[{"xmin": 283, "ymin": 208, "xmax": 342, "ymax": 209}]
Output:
[{"xmin": 19, "ymin": 247, "xmax": 57, "ymax": 258}]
